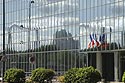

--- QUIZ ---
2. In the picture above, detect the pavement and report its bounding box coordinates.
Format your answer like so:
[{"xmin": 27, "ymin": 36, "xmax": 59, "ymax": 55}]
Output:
[
  {"xmin": 0, "ymin": 77, "xmax": 124, "ymax": 83},
  {"xmin": 97, "ymin": 79, "xmax": 124, "ymax": 83}
]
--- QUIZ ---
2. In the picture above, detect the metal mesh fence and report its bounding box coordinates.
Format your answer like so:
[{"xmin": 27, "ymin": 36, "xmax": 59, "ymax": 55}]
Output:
[{"xmin": 0, "ymin": 0, "xmax": 125, "ymax": 79}]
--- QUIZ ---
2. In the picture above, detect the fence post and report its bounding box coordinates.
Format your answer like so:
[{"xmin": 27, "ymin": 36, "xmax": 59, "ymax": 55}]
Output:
[{"xmin": 2, "ymin": 0, "xmax": 6, "ymax": 83}]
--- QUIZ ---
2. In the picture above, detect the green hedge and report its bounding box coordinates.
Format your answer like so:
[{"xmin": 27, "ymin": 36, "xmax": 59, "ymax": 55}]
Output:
[
  {"xmin": 30, "ymin": 68, "xmax": 55, "ymax": 83},
  {"xmin": 4, "ymin": 68, "xmax": 25, "ymax": 83},
  {"xmin": 64, "ymin": 68, "xmax": 79, "ymax": 83},
  {"xmin": 122, "ymin": 72, "xmax": 125, "ymax": 82},
  {"xmin": 64, "ymin": 66, "xmax": 101, "ymax": 83}
]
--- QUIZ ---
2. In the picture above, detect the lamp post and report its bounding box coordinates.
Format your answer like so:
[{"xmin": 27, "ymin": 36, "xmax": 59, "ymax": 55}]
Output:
[
  {"xmin": 109, "ymin": 27, "xmax": 112, "ymax": 50},
  {"xmin": 7, "ymin": 24, "xmax": 27, "ymax": 51},
  {"xmin": 79, "ymin": 23, "xmax": 89, "ymax": 67},
  {"xmin": 110, "ymin": 27, "xmax": 112, "ymax": 43},
  {"xmin": 28, "ymin": 0, "xmax": 34, "ymax": 51},
  {"xmin": 79, "ymin": 23, "xmax": 88, "ymax": 49},
  {"xmin": 2, "ymin": 0, "xmax": 5, "ymax": 82},
  {"xmin": 78, "ymin": 26, "xmax": 80, "ymax": 50},
  {"xmin": 35, "ymin": 28, "xmax": 39, "ymax": 49}
]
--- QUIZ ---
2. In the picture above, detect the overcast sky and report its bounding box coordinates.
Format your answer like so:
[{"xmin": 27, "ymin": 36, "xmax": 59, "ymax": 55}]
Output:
[{"xmin": 0, "ymin": 0, "xmax": 124, "ymax": 50}]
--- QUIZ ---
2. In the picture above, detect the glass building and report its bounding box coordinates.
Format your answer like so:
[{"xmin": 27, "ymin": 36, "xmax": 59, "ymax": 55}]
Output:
[{"xmin": 0, "ymin": 0, "xmax": 125, "ymax": 81}]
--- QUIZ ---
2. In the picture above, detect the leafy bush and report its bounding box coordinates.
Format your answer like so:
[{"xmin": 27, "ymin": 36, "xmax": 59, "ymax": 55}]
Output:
[
  {"xmin": 57, "ymin": 76, "xmax": 65, "ymax": 83},
  {"xmin": 64, "ymin": 66, "xmax": 101, "ymax": 83},
  {"xmin": 122, "ymin": 72, "xmax": 125, "ymax": 82},
  {"xmin": 25, "ymin": 77, "xmax": 32, "ymax": 83},
  {"xmin": 4, "ymin": 68, "xmax": 25, "ymax": 83},
  {"xmin": 78, "ymin": 66, "xmax": 101, "ymax": 83},
  {"xmin": 64, "ymin": 68, "xmax": 79, "ymax": 83},
  {"xmin": 30, "ymin": 68, "xmax": 55, "ymax": 83}
]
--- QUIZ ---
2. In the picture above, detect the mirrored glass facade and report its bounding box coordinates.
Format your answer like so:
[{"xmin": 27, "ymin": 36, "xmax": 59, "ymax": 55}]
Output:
[{"xmin": 0, "ymin": 0, "xmax": 125, "ymax": 80}]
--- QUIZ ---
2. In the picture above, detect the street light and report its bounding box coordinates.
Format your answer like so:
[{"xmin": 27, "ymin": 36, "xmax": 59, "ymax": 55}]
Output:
[
  {"xmin": 34, "ymin": 28, "xmax": 39, "ymax": 49},
  {"xmin": 109, "ymin": 27, "xmax": 112, "ymax": 50},
  {"xmin": 28, "ymin": 0, "xmax": 34, "ymax": 51},
  {"xmin": 20, "ymin": 25, "xmax": 40, "ymax": 50},
  {"xmin": 79, "ymin": 23, "xmax": 89, "ymax": 49},
  {"xmin": 2, "ymin": 0, "xmax": 5, "ymax": 82},
  {"xmin": 7, "ymin": 24, "xmax": 28, "ymax": 50},
  {"xmin": 79, "ymin": 23, "xmax": 89, "ymax": 67}
]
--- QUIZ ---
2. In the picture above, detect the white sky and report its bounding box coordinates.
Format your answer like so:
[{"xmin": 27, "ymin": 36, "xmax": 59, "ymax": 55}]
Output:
[{"xmin": 0, "ymin": 0, "xmax": 125, "ymax": 50}]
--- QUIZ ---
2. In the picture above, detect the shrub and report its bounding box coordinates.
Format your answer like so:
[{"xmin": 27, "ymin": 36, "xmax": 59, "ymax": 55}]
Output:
[
  {"xmin": 64, "ymin": 66, "xmax": 101, "ymax": 83},
  {"xmin": 57, "ymin": 76, "xmax": 65, "ymax": 83},
  {"xmin": 4, "ymin": 68, "xmax": 25, "ymax": 83},
  {"xmin": 30, "ymin": 68, "xmax": 55, "ymax": 83},
  {"xmin": 64, "ymin": 68, "xmax": 79, "ymax": 83},
  {"xmin": 122, "ymin": 72, "xmax": 125, "ymax": 82},
  {"xmin": 25, "ymin": 77, "xmax": 32, "ymax": 83},
  {"xmin": 44, "ymin": 69, "xmax": 55, "ymax": 81},
  {"xmin": 78, "ymin": 66, "xmax": 101, "ymax": 83},
  {"xmin": 25, "ymin": 78, "xmax": 32, "ymax": 83}
]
